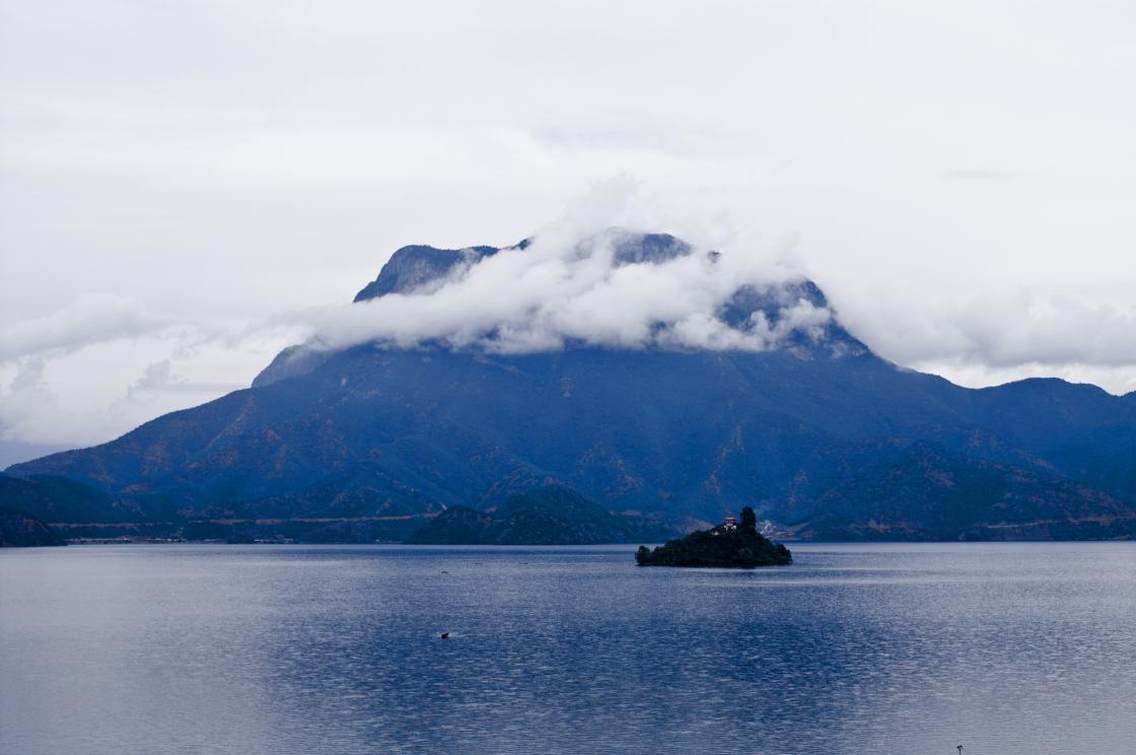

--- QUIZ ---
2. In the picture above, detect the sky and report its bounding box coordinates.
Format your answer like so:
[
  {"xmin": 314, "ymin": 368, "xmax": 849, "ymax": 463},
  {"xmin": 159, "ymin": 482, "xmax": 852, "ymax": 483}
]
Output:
[{"xmin": 1, "ymin": 0, "xmax": 1135, "ymax": 465}]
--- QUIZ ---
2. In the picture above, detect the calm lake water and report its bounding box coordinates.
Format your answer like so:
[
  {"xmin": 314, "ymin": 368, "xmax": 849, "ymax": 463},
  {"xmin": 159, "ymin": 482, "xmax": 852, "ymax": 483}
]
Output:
[{"xmin": 2, "ymin": 543, "xmax": 1135, "ymax": 755}]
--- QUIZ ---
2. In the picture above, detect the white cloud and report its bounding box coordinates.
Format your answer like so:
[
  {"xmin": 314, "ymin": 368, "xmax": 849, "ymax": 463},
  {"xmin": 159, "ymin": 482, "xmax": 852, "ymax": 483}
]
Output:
[
  {"xmin": 0, "ymin": 294, "xmax": 172, "ymax": 361},
  {"xmin": 0, "ymin": 318, "xmax": 293, "ymax": 450},
  {"xmin": 829, "ymin": 284, "xmax": 1136, "ymax": 385},
  {"xmin": 274, "ymin": 186, "xmax": 818, "ymax": 356}
]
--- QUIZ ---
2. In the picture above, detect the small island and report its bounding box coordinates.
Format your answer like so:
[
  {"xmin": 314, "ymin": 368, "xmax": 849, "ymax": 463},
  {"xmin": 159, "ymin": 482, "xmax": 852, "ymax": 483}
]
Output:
[{"xmin": 635, "ymin": 507, "xmax": 791, "ymax": 567}]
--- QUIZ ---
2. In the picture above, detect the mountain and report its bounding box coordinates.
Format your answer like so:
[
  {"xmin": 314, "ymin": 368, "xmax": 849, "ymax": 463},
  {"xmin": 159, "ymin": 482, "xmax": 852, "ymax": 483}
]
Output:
[
  {"xmin": 406, "ymin": 484, "xmax": 678, "ymax": 544},
  {"xmin": 0, "ymin": 505, "xmax": 64, "ymax": 547},
  {"xmin": 0, "ymin": 475, "xmax": 86, "ymax": 546},
  {"xmin": 352, "ymin": 244, "xmax": 502, "ymax": 302},
  {"xmin": 0, "ymin": 473, "xmax": 124, "ymax": 522},
  {"xmin": 0, "ymin": 439, "xmax": 70, "ymax": 470},
  {"xmin": 7, "ymin": 232, "xmax": 1136, "ymax": 541}
]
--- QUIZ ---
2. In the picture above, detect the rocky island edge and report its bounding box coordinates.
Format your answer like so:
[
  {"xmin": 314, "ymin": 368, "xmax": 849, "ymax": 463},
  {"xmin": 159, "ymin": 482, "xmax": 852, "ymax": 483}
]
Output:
[{"xmin": 636, "ymin": 507, "xmax": 792, "ymax": 567}]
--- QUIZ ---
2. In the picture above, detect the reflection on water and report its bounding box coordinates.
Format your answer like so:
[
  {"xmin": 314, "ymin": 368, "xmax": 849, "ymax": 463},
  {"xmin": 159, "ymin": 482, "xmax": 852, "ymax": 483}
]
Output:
[{"xmin": 2, "ymin": 543, "xmax": 1135, "ymax": 754}]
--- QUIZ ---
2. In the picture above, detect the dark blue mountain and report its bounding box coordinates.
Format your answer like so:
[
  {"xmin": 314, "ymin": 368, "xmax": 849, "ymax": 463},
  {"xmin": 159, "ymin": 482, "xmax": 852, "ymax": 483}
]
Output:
[
  {"xmin": 406, "ymin": 484, "xmax": 678, "ymax": 544},
  {"xmin": 8, "ymin": 233, "xmax": 1136, "ymax": 541},
  {"xmin": 0, "ymin": 505, "xmax": 64, "ymax": 547},
  {"xmin": 0, "ymin": 474, "xmax": 111, "ymax": 546},
  {"xmin": 352, "ymin": 244, "xmax": 501, "ymax": 302}
]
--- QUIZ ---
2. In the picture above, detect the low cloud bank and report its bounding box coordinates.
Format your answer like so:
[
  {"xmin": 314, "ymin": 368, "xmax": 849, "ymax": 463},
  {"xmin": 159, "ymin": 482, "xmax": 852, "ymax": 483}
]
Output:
[
  {"xmin": 0, "ymin": 294, "xmax": 173, "ymax": 362},
  {"xmin": 862, "ymin": 291, "xmax": 1136, "ymax": 370}
]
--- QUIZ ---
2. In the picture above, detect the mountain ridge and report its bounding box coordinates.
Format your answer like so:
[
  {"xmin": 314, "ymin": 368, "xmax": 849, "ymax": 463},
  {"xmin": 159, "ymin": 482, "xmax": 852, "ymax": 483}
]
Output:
[
  {"xmin": 406, "ymin": 484, "xmax": 678, "ymax": 544},
  {"xmin": 7, "ymin": 231, "xmax": 1136, "ymax": 542}
]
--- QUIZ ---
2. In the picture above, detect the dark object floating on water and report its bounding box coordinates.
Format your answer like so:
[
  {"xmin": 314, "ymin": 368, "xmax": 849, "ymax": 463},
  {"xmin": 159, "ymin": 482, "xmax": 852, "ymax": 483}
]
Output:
[
  {"xmin": 439, "ymin": 632, "xmax": 450, "ymax": 639},
  {"xmin": 635, "ymin": 507, "xmax": 791, "ymax": 568}
]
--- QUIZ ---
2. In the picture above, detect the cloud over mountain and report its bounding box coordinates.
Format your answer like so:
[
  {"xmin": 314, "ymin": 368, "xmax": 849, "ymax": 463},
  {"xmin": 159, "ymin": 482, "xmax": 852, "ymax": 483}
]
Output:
[{"xmin": 282, "ymin": 223, "xmax": 837, "ymax": 358}]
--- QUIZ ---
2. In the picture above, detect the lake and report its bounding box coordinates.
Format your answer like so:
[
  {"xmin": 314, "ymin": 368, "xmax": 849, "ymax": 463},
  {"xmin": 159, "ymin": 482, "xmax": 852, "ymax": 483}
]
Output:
[{"xmin": 2, "ymin": 542, "xmax": 1135, "ymax": 754}]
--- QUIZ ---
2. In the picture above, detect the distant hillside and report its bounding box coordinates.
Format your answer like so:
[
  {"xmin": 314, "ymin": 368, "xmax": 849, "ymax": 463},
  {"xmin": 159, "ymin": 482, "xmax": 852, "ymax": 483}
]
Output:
[
  {"xmin": 0, "ymin": 504, "xmax": 64, "ymax": 547},
  {"xmin": 8, "ymin": 232, "xmax": 1136, "ymax": 541},
  {"xmin": 406, "ymin": 485, "xmax": 678, "ymax": 544},
  {"xmin": 0, "ymin": 474, "xmax": 124, "ymax": 523}
]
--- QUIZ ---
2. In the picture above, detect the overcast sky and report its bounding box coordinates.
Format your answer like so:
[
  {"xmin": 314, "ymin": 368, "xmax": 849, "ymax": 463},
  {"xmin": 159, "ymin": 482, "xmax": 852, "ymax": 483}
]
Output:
[{"xmin": 2, "ymin": 0, "xmax": 1135, "ymax": 464}]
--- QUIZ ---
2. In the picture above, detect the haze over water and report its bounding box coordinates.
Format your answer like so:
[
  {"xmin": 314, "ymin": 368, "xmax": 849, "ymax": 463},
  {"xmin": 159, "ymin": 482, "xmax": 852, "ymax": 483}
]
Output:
[{"xmin": 2, "ymin": 543, "xmax": 1134, "ymax": 754}]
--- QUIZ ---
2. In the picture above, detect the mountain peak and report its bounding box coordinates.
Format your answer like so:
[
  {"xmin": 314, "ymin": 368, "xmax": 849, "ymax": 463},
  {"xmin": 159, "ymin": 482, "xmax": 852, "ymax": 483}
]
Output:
[
  {"xmin": 352, "ymin": 230, "xmax": 695, "ymax": 303},
  {"xmin": 254, "ymin": 231, "xmax": 868, "ymax": 388},
  {"xmin": 609, "ymin": 230, "xmax": 692, "ymax": 265},
  {"xmin": 353, "ymin": 243, "xmax": 500, "ymax": 302}
]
